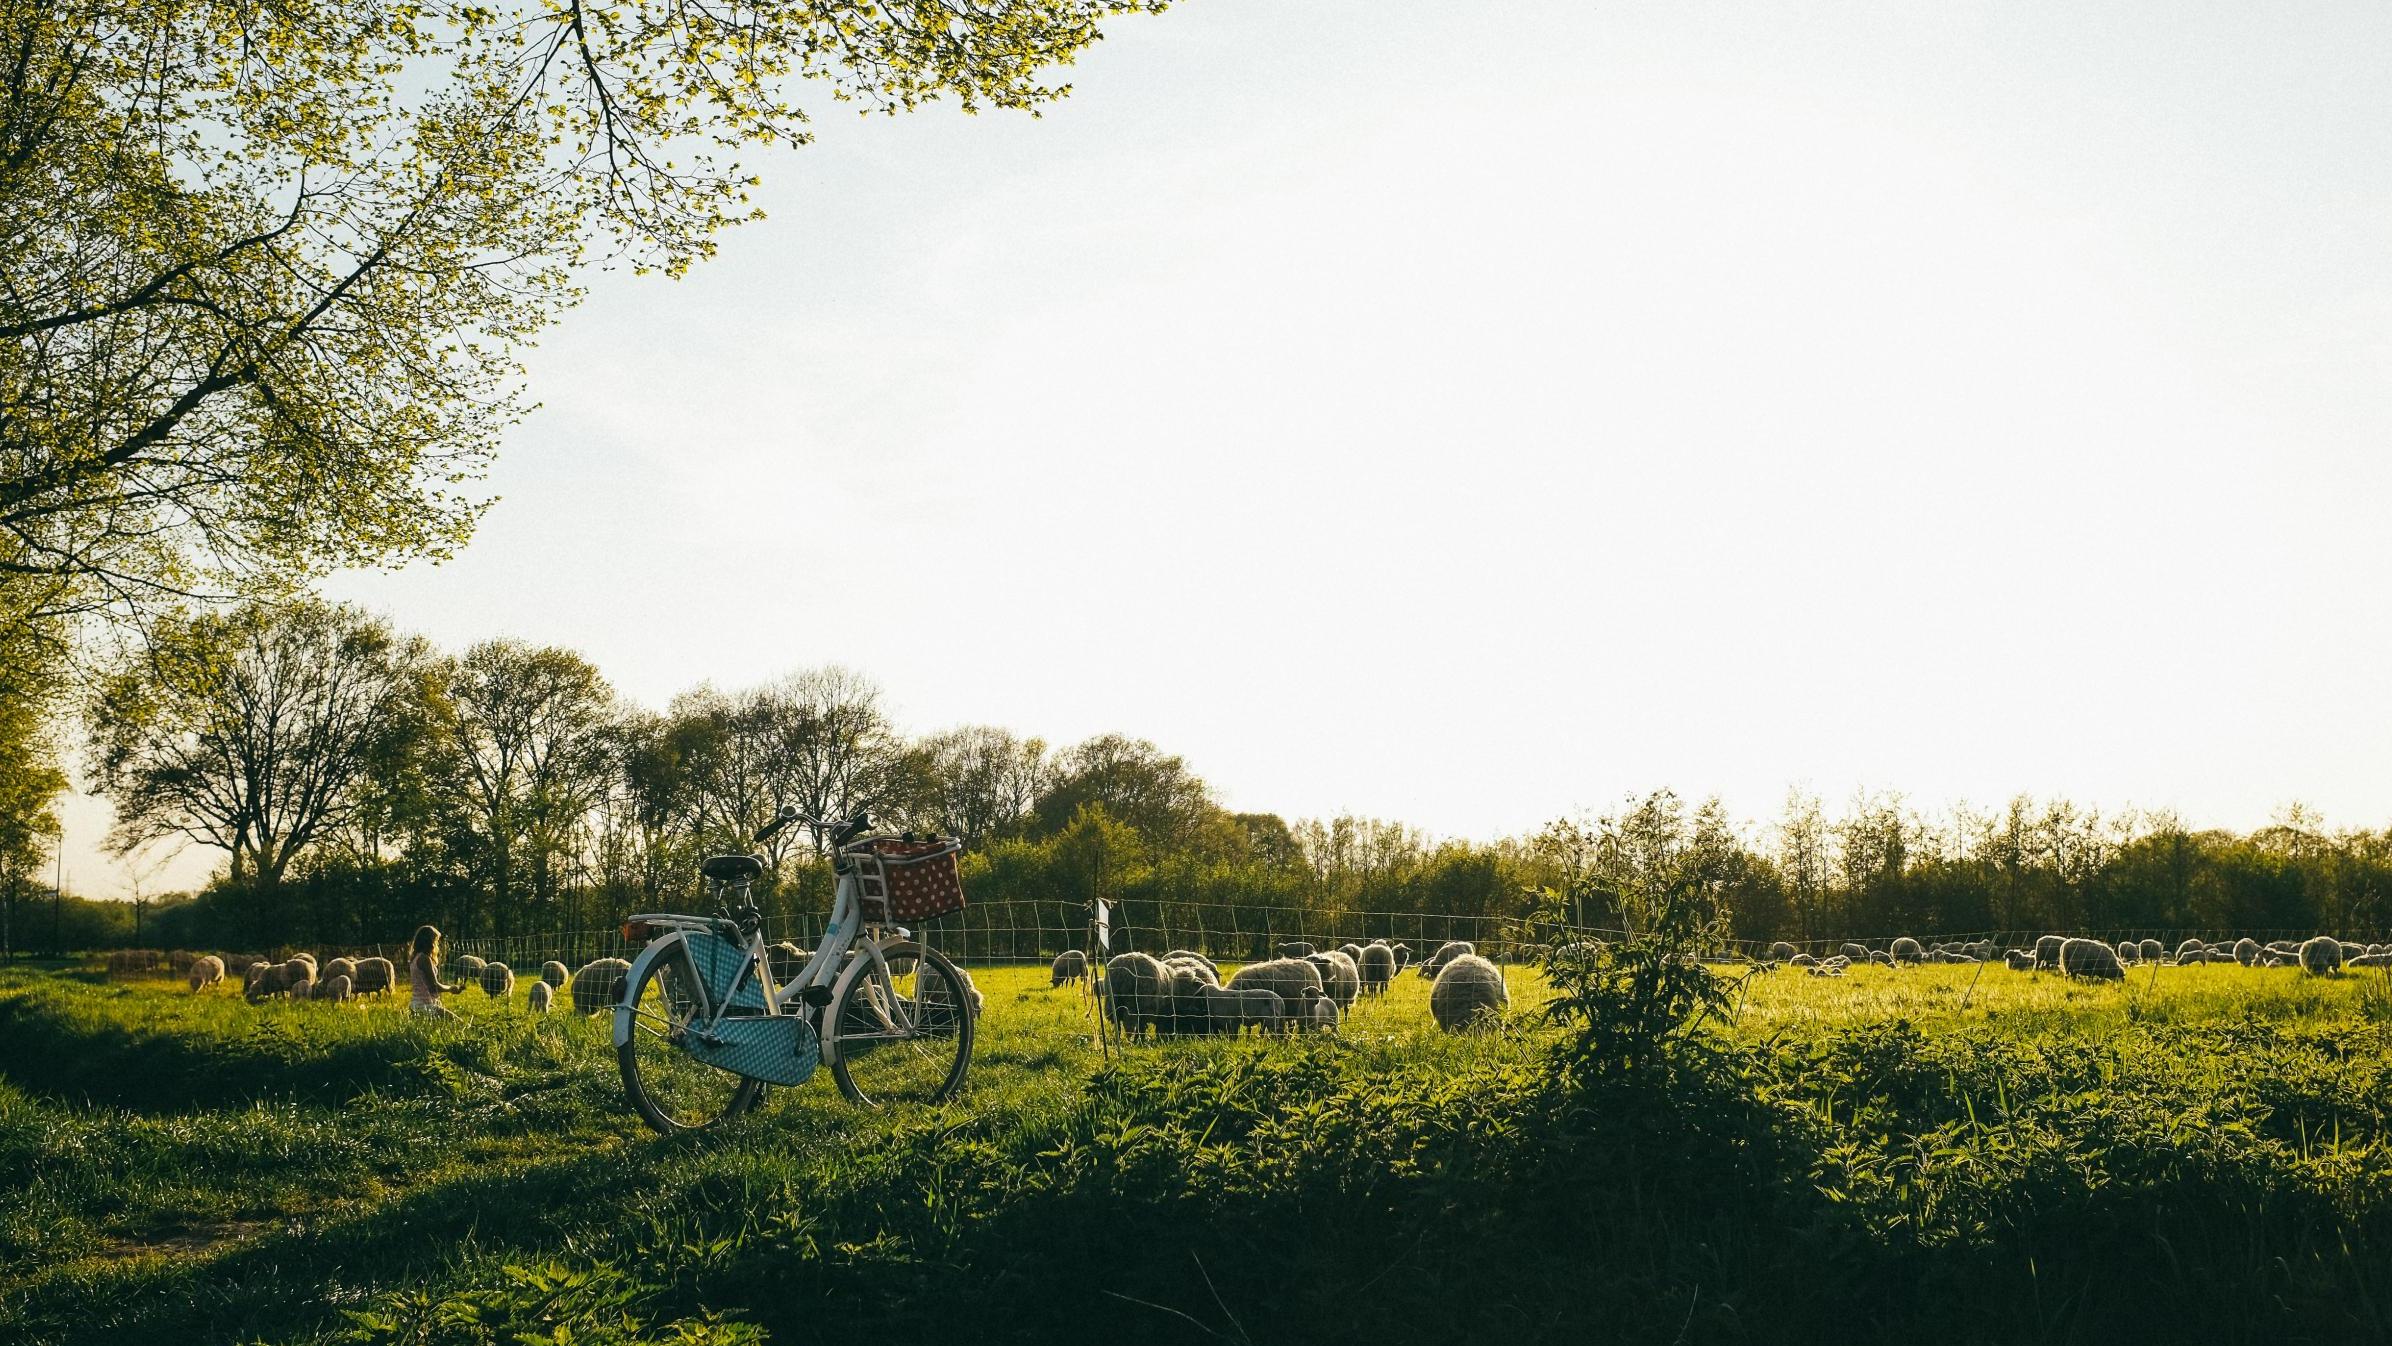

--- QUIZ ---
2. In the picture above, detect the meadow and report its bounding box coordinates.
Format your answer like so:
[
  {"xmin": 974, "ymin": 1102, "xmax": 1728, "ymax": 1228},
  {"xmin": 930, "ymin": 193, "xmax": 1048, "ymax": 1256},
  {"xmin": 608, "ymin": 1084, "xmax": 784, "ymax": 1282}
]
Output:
[{"xmin": 7, "ymin": 956, "xmax": 2392, "ymax": 1344}]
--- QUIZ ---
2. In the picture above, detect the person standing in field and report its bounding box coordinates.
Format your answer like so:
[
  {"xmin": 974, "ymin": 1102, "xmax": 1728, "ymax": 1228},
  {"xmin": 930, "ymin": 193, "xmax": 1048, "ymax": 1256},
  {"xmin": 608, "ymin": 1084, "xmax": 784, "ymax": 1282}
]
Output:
[{"xmin": 409, "ymin": 925, "xmax": 464, "ymax": 1019}]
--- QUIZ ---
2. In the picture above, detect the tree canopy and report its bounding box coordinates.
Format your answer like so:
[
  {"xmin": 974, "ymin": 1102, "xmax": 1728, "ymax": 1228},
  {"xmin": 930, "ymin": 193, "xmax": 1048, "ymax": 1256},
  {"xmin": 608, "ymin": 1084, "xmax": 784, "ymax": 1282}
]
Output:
[{"xmin": 0, "ymin": 0, "xmax": 1158, "ymax": 622}]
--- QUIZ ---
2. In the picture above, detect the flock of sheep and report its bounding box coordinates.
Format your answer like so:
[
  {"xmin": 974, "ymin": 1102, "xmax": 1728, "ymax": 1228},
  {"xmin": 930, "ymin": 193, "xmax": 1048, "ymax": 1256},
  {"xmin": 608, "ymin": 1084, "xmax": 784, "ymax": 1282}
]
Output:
[
  {"xmin": 160, "ymin": 947, "xmax": 636, "ymax": 1014},
  {"xmin": 1049, "ymin": 937, "xmax": 1512, "ymax": 1036},
  {"xmin": 1761, "ymin": 933, "xmax": 2390, "ymax": 980}
]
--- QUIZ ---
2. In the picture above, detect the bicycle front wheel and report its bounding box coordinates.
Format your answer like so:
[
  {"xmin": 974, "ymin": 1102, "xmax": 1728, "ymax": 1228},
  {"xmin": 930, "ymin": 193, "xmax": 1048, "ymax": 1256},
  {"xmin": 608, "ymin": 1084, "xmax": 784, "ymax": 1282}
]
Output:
[
  {"xmin": 827, "ymin": 940, "xmax": 975, "ymax": 1108},
  {"xmin": 617, "ymin": 940, "xmax": 763, "ymax": 1135}
]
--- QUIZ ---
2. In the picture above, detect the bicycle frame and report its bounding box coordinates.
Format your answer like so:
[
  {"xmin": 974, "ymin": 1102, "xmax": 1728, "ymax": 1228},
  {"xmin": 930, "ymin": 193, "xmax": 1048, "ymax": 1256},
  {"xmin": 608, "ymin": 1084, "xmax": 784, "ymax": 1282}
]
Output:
[{"xmin": 611, "ymin": 865, "xmax": 914, "ymax": 1065}]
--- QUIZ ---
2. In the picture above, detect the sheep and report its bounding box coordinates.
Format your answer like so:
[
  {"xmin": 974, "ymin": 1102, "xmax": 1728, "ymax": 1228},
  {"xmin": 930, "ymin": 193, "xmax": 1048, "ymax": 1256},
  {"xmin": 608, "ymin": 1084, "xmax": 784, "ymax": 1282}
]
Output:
[
  {"xmin": 1769, "ymin": 941, "xmax": 1797, "ymax": 962},
  {"xmin": 570, "ymin": 958, "xmax": 632, "ymax": 1014},
  {"xmin": 2114, "ymin": 940, "xmax": 2137, "ymax": 965},
  {"xmin": 221, "ymin": 952, "xmax": 268, "ymax": 978},
  {"xmin": 2348, "ymin": 952, "xmax": 2392, "ymax": 970},
  {"xmin": 2003, "ymin": 950, "xmax": 2035, "ymax": 971},
  {"xmin": 2034, "ymin": 935, "xmax": 2066, "ymax": 970},
  {"xmin": 1417, "ymin": 940, "xmax": 1476, "ymax": 980},
  {"xmin": 288, "ymin": 951, "xmax": 318, "ymax": 976},
  {"xmin": 457, "ymin": 954, "xmax": 485, "ymax": 980},
  {"xmin": 2300, "ymin": 935, "xmax": 2343, "ymax": 977},
  {"xmin": 1429, "ymin": 954, "xmax": 1509, "ymax": 1031},
  {"xmin": 243, "ymin": 960, "xmax": 272, "ymax": 996},
  {"xmin": 2136, "ymin": 938, "xmax": 2163, "ymax": 963},
  {"xmin": 1101, "ymin": 952, "xmax": 1170, "ymax": 1034},
  {"xmin": 1356, "ymin": 942, "xmax": 1398, "ymax": 993},
  {"xmin": 1155, "ymin": 964, "xmax": 1210, "ymax": 1035},
  {"xmin": 1391, "ymin": 943, "xmax": 1414, "ymax": 972},
  {"xmin": 1050, "ymin": 950, "xmax": 1090, "ymax": 986},
  {"xmin": 1199, "ymin": 983, "xmax": 1284, "ymax": 1034},
  {"xmin": 1163, "ymin": 954, "xmax": 1221, "ymax": 988},
  {"xmin": 2228, "ymin": 937, "xmax": 2259, "ymax": 966},
  {"xmin": 314, "ymin": 972, "xmax": 354, "ymax": 1002},
  {"xmin": 187, "ymin": 955, "xmax": 225, "ymax": 992},
  {"xmin": 480, "ymin": 961, "xmax": 516, "ymax": 997},
  {"xmin": 1277, "ymin": 941, "xmax": 1316, "ymax": 959},
  {"xmin": 1791, "ymin": 952, "xmax": 1820, "ymax": 968},
  {"xmin": 1890, "ymin": 937, "xmax": 1924, "ymax": 964},
  {"xmin": 1338, "ymin": 943, "xmax": 1365, "ymax": 968},
  {"xmin": 352, "ymin": 956, "xmax": 397, "ymax": 997},
  {"xmin": 527, "ymin": 980, "xmax": 556, "ymax": 1013},
  {"xmin": 1164, "ymin": 949, "xmax": 1219, "ymax": 973},
  {"xmin": 1870, "ymin": 950, "xmax": 1893, "ymax": 966},
  {"xmin": 1965, "ymin": 940, "xmax": 1996, "ymax": 961},
  {"xmin": 245, "ymin": 958, "xmax": 313, "ymax": 1002},
  {"xmin": 1234, "ymin": 956, "xmax": 1329, "ymax": 1013},
  {"xmin": 1305, "ymin": 950, "xmax": 1361, "ymax": 1008},
  {"xmin": 540, "ymin": 960, "xmax": 570, "ymax": 989},
  {"xmin": 1287, "ymin": 985, "xmax": 1340, "ymax": 1033},
  {"xmin": 1839, "ymin": 942, "xmax": 1870, "ymax": 963},
  {"xmin": 2058, "ymin": 937, "xmax": 2124, "ymax": 981}
]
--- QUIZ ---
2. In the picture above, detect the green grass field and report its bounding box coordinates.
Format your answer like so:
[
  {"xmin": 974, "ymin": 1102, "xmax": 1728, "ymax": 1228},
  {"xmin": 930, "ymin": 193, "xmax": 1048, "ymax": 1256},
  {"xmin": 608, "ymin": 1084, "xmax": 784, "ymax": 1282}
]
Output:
[{"xmin": 6, "ymin": 956, "xmax": 2392, "ymax": 1344}]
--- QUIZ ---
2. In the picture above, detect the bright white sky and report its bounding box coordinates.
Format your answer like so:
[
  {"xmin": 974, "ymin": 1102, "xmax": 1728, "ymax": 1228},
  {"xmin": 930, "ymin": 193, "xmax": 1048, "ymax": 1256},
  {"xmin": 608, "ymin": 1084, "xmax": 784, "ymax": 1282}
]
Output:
[{"xmin": 64, "ymin": 0, "xmax": 2392, "ymax": 897}]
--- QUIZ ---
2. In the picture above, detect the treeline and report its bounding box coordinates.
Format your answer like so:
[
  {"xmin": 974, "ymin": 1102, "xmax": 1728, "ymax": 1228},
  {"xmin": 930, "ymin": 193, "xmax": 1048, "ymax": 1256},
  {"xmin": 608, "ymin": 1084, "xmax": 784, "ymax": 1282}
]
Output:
[{"xmin": 28, "ymin": 599, "xmax": 2392, "ymax": 953}]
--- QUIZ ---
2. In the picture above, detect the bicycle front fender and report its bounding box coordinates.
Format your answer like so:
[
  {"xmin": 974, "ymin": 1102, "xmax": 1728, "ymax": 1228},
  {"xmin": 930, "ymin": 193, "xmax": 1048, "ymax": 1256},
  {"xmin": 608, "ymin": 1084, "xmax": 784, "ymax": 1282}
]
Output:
[{"xmin": 819, "ymin": 941, "xmax": 895, "ymax": 1066}]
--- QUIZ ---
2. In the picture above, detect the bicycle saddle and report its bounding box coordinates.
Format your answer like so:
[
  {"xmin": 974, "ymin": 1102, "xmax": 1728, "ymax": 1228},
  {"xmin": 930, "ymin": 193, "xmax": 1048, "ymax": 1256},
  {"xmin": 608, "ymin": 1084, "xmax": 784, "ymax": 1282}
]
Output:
[{"xmin": 700, "ymin": 853, "xmax": 765, "ymax": 882}]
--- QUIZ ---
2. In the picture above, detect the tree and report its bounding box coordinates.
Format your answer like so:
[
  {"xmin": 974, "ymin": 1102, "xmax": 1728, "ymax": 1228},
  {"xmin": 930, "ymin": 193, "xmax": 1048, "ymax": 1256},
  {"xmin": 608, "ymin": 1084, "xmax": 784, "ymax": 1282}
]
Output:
[
  {"xmin": 85, "ymin": 600, "xmax": 421, "ymax": 933},
  {"xmin": 429, "ymin": 640, "xmax": 618, "ymax": 938},
  {"xmin": 2, "ymin": 0, "xmax": 1161, "ymax": 624},
  {"xmin": 763, "ymin": 667, "xmax": 917, "ymax": 846},
  {"xmin": 0, "ymin": 645, "xmax": 65, "ymax": 960},
  {"xmin": 919, "ymin": 725, "xmax": 1050, "ymax": 845},
  {"xmin": 1033, "ymin": 734, "xmax": 1212, "ymax": 847}
]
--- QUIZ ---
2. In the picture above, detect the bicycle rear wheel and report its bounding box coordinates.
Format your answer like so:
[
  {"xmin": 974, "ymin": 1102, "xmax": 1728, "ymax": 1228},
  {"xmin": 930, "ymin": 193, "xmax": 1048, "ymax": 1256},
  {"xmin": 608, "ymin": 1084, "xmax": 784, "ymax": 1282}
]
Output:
[
  {"xmin": 826, "ymin": 940, "xmax": 975, "ymax": 1108},
  {"xmin": 618, "ymin": 940, "xmax": 763, "ymax": 1134}
]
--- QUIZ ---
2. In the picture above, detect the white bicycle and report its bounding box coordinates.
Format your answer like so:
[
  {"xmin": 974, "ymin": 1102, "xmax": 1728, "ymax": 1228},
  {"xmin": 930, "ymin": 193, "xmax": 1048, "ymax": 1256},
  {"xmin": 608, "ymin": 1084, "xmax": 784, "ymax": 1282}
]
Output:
[{"xmin": 613, "ymin": 807, "xmax": 976, "ymax": 1133}]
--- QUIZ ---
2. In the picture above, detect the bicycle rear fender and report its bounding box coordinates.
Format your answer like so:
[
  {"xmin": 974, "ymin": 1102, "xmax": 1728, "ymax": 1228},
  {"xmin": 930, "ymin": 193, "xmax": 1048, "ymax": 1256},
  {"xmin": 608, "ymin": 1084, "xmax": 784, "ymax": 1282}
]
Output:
[{"xmin": 612, "ymin": 929, "xmax": 767, "ymax": 1050}]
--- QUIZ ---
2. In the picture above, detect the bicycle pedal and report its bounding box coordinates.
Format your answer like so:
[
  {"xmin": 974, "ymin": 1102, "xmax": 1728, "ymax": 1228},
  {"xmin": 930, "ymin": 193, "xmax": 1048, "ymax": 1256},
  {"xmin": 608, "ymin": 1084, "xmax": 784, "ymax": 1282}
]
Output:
[{"xmin": 799, "ymin": 986, "xmax": 834, "ymax": 1008}]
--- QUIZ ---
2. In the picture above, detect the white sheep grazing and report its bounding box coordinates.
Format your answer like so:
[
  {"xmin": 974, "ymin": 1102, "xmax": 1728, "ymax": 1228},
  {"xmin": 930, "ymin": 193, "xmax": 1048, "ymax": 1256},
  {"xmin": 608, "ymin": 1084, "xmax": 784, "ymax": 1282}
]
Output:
[
  {"xmin": 1356, "ymin": 943, "xmax": 1398, "ymax": 994},
  {"xmin": 2299, "ymin": 935, "xmax": 2343, "ymax": 977},
  {"xmin": 1770, "ymin": 941, "xmax": 1797, "ymax": 962},
  {"xmin": 1162, "ymin": 954, "xmax": 1221, "ymax": 988},
  {"xmin": 1790, "ymin": 953, "xmax": 1820, "ymax": 968},
  {"xmin": 1839, "ymin": 942, "xmax": 1870, "ymax": 963},
  {"xmin": 1101, "ymin": 952, "xmax": 1170, "ymax": 1034},
  {"xmin": 480, "ymin": 962, "xmax": 516, "ymax": 997},
  {"xmin": 457, "ymin": 954, "xmax": 486, "ymax": 982},
  {"xmin": 314, "ymin": 972, "xmax": 354, "ymax": 1002},
  {"xmin": 287, "ymin": 952, "xmax": 319, "ymax": 981},
  {"xmin": 351, "ymin": 957, "xmax": 398, "ymax": 996},
  {"xmin": 1429, "ymin": 954, "xmax": 1508, "ymax": 1031},
  {"xmin": 2003, "ymin": 950, "xmax": 2035, "ymax": 971},
  {"xmin": 1287, "ymin": 985, "xmax": 1340, "ymax": 1033},
  {"xmin": 1225, "ymin": 958, "xmax": 1326, "ymax": 1026},
  {"xmin": 188, "ymin": 955, "xmax": 225, "ymax": 992},
  {"xmin": 323, "ymin": 956, "xmax": 359, "ymax": 986},
  {"xmin": 1050, "ymin": 950, "xmax": 1090, "ymax": 987},
  {"xmin": 540, "ymin": 960, "xmax": 571, "ymax": 989},
  {"xmin": 2136, "ymin": 938, "xmax": 2163, "ymax": 963},
  {"xmin": 1417, "ymin": 940, "xmax": 1476, "ymax": 980},
  {"xmin": 2058, "ymin": 938, "xmax": 2124, "ymax": 981},
  {"xmin": 2034, "ymin": 936, "xmax": 2066, "ymax": 970},
  {"xmin": 1890, "ymin": 937, "xmax": 1924, "ymax": 964},
  {"xmin": 570, "ymin": 958, "xmax": 633, "ymax": 1014},
  {"xmin": 1305, "ymin": 950, "xmax": 1361, "ymax": 1009},
  {"xmin": 1199, "ymin": 983, "xmax": 1284, "ymax": 1034},
  {"xmin": 526, "ymin": 980, "xmax": 556, "ymax": 1013}
]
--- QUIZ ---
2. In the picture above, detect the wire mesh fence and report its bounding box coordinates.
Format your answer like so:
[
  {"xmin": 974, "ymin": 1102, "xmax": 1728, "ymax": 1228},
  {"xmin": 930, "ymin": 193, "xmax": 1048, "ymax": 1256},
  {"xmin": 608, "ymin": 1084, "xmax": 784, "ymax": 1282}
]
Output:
[{"xmin": 428, "ymin": 898, "xmax": 2392, "ymax": 979}]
